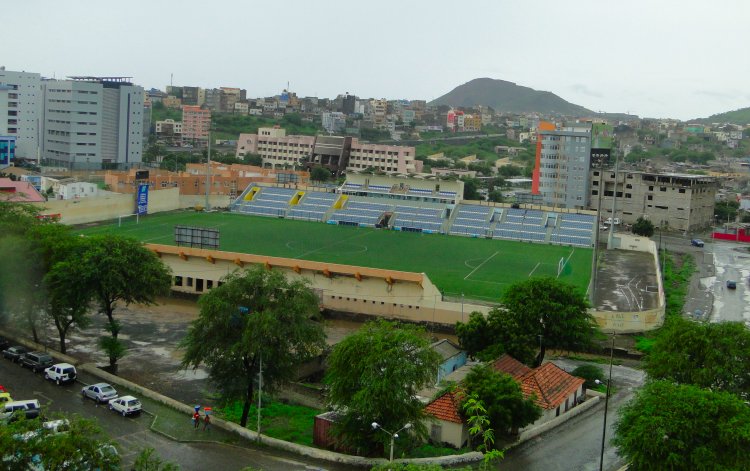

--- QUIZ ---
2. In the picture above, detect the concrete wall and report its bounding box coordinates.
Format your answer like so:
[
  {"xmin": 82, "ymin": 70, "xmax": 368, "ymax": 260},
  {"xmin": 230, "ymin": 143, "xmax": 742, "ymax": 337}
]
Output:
[
  {"xmin": 154, "ymin": 245, "xmax": 491, "ymax": 326},
  {"xmin": 30, "ymin": 189, "xmax": 237, "ymax": 225},
  {"xmin": 34, "ymin": 188, "xmax": 181, "ymax": 225},
  {"xmin": 592, "ymin": 233, "xmax": 666, "ymax": 333}
]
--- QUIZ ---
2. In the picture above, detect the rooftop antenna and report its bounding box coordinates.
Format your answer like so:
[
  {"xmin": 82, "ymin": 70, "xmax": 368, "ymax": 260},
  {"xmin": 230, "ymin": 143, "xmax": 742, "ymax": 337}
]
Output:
[{"xmin": 170, "ymin": 73, "xmax": 173, "ymax": 87}]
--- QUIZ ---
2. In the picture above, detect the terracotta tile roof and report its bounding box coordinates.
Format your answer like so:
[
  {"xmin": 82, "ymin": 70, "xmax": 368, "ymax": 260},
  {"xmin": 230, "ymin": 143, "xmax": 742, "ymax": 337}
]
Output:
[
  {"xmin": 492, "ymin": 353, "xmax": 532, "ymax": 380},
  {"xmin": 519, "ymin": 362, "xmax": 585, "ymax": 410},
  {"xmin": 424, "ymin": 390, "xmax": 464, "ymax": 424}
]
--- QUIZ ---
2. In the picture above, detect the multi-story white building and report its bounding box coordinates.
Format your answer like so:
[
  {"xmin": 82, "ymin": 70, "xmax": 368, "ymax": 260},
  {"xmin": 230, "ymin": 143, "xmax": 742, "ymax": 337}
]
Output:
[
  {"xmin": 236, "ymin": 127, "xmax": 315, "ymax": 168},
  {"xmin": 322, "ymin": 111, "xmax": 346, "ymax": 133},
  {"xmin": 155, "ymin": 119, "xmax": 182, "ymax": 136},
  {"xmin": 42, "ymin": 76, "xmax": 144, "ymax": 169},
  {"xmin": 0, "ymin": 68, "xmax": 43, "ymax": 160},
  {"xmin": 236, "ymin": 127, "xmax": 422, "ymax": 174}
]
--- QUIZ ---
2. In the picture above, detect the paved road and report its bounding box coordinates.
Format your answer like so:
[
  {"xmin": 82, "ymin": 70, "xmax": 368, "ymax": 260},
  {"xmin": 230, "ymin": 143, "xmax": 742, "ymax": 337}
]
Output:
[
  {"xmin": 0, "ymin": 358, "xmax": 348, "ymax": 471},
  {"xmin": 500, "ymin": 360, "xmax": 645, "ymax": 471},
  {"xmin": 702, "ymin": 240, "xmax": 750, "ymax": 325}
]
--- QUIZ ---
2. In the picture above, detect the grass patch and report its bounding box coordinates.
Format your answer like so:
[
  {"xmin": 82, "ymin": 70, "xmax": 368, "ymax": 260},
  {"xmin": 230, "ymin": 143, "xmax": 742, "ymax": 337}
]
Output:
[
  {"xmin": 76, "ymin": 210, "xmax": 592, "ymax": 302},
  {"xmin": 662, "ymin": 251, "xmax": 695, "ymax": 319},
  {"xmin": 564, "ymin": 354, "xmax": 623, "ymax": 366},
  {"xmin": 217, "ymin": 399, "xmax": 321, "ymax": 446},
  {"xmin": 635, "ymin": 336, "xmax": 657, "ymax": 353},
  {"xmin": 404, "ymin": 443, "xmax": 471, "ymax": 458}
]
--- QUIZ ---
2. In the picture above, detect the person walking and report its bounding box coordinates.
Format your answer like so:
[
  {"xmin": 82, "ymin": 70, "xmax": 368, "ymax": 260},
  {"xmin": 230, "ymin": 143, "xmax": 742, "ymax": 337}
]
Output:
[
  {"xmin": 203, "ymin": 412, "xmax": 211, "ymax": 431},
  {"xmin": 192, "ymin": 406, "xmax": 201, "ymax": 429}
]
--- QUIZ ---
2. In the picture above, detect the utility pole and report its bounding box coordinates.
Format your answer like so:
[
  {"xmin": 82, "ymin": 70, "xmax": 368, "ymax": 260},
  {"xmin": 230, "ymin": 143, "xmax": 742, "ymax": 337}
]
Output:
[
  {"xmin": 607, "ymin": 155, "xmax": 620, "ymax": 249},
  {"xmin": 599, "ymin": 332, "xmax": 616, "ymax": 471},
  {"xmin": 256, "ymin": 353, "xmax": 262, "ymax": 443}
]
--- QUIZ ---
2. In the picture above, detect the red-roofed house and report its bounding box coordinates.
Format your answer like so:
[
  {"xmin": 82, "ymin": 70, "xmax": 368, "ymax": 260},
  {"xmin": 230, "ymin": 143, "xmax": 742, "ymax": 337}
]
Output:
[
  {"xmin": 423, "ymin": 355, "xmax": 585, "ymax": 447},
  {"xmin": 493, "ymin": 354, "xmax": 585, "ymax": 423},
  {"xmin": 423, "ymin": 389, "xmax": 469, "ymax": 448},
  {"xmin": 0, "ymin": 178, "xmax": 45, "ymax": 202}
]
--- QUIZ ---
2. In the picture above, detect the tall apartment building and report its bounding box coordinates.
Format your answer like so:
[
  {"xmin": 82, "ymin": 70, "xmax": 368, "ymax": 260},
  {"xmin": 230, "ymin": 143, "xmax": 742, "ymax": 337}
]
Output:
[
  {"xmin": 182, "ymin": 86, "xmax": 204, "ymax": 106},
  {"xmin": 589, "ymin": 170, "xmax": 717, "ymax": 231},
  {"xmin": 0, "ymin": 69, "xmax": 43, "ymax": 160},
  {"xmin": 181, "ymin": 106, "xmax": 211, "ymax": 144},
  {"xmin": 0, "ymin": 136, "xmax": 14, "ymax": 168},
  {"xmin": 236, "ymin": 127, "xmax": 422, "ymax": 175},
  {"xmin": 42, "ymin": 76, "xmax": 144, "ymax": 169},
  {"xmin": 533, "ymin": 123, "xmax": 593, "ymax": 209}
]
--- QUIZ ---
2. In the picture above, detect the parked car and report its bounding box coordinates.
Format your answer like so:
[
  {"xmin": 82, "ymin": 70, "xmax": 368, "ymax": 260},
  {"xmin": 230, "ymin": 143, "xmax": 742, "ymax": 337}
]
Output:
[
  {"xmin": 44, "ymin": 363, "xmax": 77, "ymax": 385},
  {"xmin": 2, "ymin": 346, "xmax": 29, "ymax": 363},
  {"xmin": 726, "ymin": 280, "xmax": 737, "ymax": 289},
  {"xmin": 0, "ymin": 336, "xmax": 9, "ymax": 351},
  {"xmin": 108, "ymin": 395, "xmax": 142, "ymax": 416},
  {"xmin": 691, "ymin": 238, "xmax": 705, "ymax": 248},
  {"xmin": 604, "ymin": 217, "xmax": 621, "ymax": 225},
  {"xmin": 0, "ymin": 392, "xmax": 12, "ymax": 405},
  {"xmin": 20, "ymin": 352, "xmax": 54, "ymax": 373},
  {"xmin": 81, "ymin": 383, "xmax": 118, "ymax": 404},
  {"xmin": 0, "ymin": 399, "xmax": 41, "ymax": 422}
]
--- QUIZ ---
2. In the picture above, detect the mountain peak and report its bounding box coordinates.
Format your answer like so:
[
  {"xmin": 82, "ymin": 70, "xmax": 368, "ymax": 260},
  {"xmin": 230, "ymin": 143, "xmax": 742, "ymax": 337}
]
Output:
[{"xmin": 430, "ymin": 78, "xmax": 592, "ymax": 115}]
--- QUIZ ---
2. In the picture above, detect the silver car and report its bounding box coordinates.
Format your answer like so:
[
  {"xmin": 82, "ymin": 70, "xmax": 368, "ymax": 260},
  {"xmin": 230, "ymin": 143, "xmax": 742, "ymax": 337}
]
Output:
[{"xmin": 81, "ymin": 383, "xmax": 118, "ymax": 404}]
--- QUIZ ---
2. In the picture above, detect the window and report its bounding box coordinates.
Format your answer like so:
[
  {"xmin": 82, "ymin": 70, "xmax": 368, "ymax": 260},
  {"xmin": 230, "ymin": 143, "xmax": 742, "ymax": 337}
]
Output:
[
  {"xmin": 647, "ymin": 195, "xmax": 653, "ymax": 201},
  {"xmin": 174, "ymin": 276, "xmax": 183, "ymax": 287},
  {"xmin": 187, "ymin": 277, "xmax": 193, "ymax": 287}
]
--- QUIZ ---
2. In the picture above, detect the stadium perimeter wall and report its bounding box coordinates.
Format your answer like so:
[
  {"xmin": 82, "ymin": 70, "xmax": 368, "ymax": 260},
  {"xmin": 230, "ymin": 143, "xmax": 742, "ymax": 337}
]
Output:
[
  {"xmin": 147, "ymin": 244, "xmax": 491, "ymax": 326},
  {"xmin": 32, "ymin": 189, "xmax": 230, "ymax": 225},
  {"xmin": 591, "ymin": 233, "xmax": 666, "ymax": 333}
]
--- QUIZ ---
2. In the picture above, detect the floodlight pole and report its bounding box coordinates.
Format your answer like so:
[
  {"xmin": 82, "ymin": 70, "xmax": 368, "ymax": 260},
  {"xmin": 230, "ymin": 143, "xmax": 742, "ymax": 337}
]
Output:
[{"xmin": 205, "ymin": 129, "xmax": 211, "ymax": 211}]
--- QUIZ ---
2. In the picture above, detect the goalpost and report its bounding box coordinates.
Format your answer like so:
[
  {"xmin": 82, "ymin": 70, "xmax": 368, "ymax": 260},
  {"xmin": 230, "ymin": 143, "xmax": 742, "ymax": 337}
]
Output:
[{"xmin": 118, "ymin": 213, "xmax": 139, "ymax": 228}]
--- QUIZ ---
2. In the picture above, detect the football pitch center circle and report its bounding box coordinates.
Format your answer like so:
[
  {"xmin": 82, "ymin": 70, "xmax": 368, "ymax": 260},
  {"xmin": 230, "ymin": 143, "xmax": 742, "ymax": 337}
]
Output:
[{"xmin": 285, "ymin": 240, "xmax": 369, "ymax": 256}]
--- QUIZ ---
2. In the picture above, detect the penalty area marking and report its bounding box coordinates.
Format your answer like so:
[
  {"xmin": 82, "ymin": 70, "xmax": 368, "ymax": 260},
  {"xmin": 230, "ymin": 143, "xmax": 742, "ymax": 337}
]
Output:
[
  {"xmin": 464, "ymin": 251, "xmax": 499, "ymax": 280},
  {"xmin": 528, "ymin": 262, "xmax": 541, "ymax": 277}
]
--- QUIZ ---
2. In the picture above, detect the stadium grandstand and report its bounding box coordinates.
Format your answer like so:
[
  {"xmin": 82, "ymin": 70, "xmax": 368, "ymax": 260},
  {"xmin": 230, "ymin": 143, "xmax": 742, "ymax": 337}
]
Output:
[{"xmin": 229, "ymin": 174, "xmax": 596, "ymax": 247}]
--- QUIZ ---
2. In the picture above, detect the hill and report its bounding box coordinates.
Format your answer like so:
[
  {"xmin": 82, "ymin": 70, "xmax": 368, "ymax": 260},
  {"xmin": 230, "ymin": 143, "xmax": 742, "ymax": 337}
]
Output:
[
  {"xmin": 430, "ymin": 77, "xmax": 594, "ymax": 116},
  {"xmin": 693, "ymin": 106, "xmax": 750, "ymax": 125}
]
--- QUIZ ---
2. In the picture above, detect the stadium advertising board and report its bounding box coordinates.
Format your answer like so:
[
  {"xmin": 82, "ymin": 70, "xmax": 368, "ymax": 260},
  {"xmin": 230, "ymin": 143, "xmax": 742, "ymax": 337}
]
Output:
[
  {"xmin": 136, "ymin": 184, "xmax": 149, "ymax": 215},
  {"xmin": 174, "ymin": 225, "xmax": 220, "ymax": 249}
]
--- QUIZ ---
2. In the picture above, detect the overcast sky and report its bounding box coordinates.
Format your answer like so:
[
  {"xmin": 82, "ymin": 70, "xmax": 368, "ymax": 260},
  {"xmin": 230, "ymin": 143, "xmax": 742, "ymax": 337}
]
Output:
[{"xmin": 7, "ymin": 0, "xmax": 750, "ymax": 121}]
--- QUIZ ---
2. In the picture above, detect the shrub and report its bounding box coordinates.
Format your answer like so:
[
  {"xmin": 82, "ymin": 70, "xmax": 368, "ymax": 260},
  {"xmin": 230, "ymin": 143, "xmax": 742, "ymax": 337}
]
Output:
[{"xmin": 572, "ymin": 364, "xmax": 604, "ymax": 389}]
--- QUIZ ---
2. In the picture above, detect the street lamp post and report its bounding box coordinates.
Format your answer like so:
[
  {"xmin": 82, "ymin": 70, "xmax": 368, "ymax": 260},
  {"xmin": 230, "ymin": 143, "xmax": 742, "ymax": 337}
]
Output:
[
  {"xmin": 596, "ymin": 333, "xmax": 616, "ymax": 471},
  {"xmin": 372, "ymin": 421, "xmax": 412, "ymax": 462}
]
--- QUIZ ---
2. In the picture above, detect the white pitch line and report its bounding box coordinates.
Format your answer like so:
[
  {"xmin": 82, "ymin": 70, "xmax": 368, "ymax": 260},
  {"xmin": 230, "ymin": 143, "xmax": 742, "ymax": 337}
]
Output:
[
  {"xmin": 528, "ymin": 262, "xmax": 541, "ymax": 277},
  {"xmin": 464, "ymin": 251, "xmax": 499, "ymax": 280}
]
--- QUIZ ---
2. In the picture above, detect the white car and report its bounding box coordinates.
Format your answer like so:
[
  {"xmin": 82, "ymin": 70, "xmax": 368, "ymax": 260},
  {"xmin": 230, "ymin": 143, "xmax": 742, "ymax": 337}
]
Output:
[
  {"xmin": 81, "ymin": 383, "xmax": 118, "ymax": 404},
  {"xmin": 44, "ymin": 363, "xmax": 77, "ymax": 385},
  {"xmin": 108, "ymin": 395, "xmax": 142, "ymax": 416}
]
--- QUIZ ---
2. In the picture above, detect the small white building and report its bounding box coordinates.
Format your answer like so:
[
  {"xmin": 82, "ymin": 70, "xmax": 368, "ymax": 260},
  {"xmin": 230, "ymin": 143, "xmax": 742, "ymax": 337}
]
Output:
[{"xmin": 46, "ymin": 177, "xmax": 98, "ymax": 200}]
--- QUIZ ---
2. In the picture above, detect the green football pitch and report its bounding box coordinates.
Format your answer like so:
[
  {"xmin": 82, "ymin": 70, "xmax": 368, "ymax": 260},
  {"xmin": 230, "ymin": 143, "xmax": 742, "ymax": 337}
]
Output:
[{"xmin": 77, "ymin": 211, "xmax": 592, "ymax": 302}]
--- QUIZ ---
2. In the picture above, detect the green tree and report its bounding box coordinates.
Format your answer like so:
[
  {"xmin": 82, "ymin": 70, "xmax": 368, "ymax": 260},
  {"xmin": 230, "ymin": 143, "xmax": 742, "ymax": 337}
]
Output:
[
  {"xmin": 571, "ymin": 364, "xmax": 604, "ymax": 390},
  {"xmin": 132, "ymin": 447, "xmax": 180, "ymax": 471},
  {"xmin": 463, "ymin": 364, "xmax": 541, "ymax": 438},
  {"xmin": 461, "ymin": 178, "xmax": 480, "ymax": 200},
  {"xmin": 498, "ymin": 278, "xmax": 597, "ymax": 366},
  {"xmin": 613, "ymin": 381, "xmax": 750, "ymax": 471},
  {"xmin": 310, "ymin": 166, "xmax": 331, "ymax": 182},
  {"xmin": 0, "ymin": 414, "xmax": 120, "ymax": 470},
  {"xmin": 644, "ymin": 318, "xmax": 750, "ymax": 396},
  {"xmin": 243, "ymin": 153, "xmax": 263, "ymax": 166},
  {"xmin": 326, "ymin": 320, "xmax": 441, "ymax": 455},
  {"xmin": 77, "ymin": 234, "xmax": 172, "ymax": 368},
  {"xmin": 714, "ymin": 200, "xmax": 739, "ymax": 224},
  {"xmin": 632, "ymin": 216, "xmax": 655, "ymax": 237},
  {"xmin": 487, "ymin": 190, "xmax": 504, "ymax": 203},
  {"xmin": 455, "ymin": 311, "xmax": 503, "ymax": 360},
  {"xmin": 44, "ymin": 259, "xmax": 91, "ymax": 354},
  {"xmin": 0, "ymin": 235, "xmax": 46, "ymax": 342},
  {"xmin": 181, "ymin": 266, "xmax": 325, "ymax": 428}
]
